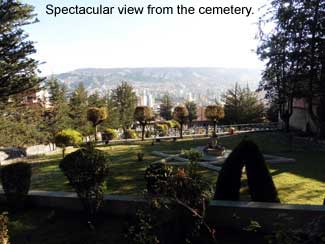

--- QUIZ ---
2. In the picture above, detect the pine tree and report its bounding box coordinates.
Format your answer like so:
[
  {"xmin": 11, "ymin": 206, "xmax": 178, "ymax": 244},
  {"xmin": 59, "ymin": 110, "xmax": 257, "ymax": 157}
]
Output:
[
  {"xmin": 45, "ymin": 78, "xmax": 72, "ymax": 140},
  {"xmin": 222, "ymin": 84, "xmax": 265, "ymax": 124},
  {"xmin": 110, "ymin": 82, "xmax": 137, "ymax": 133},
  {"xmin": 69, "ymin": 83, "xmax": 91, "ymax": 135},
  {"xmin": 159, "ymin": 94, "xmax": 173, "ymax": 120},
  {"xmin": 0, "ymin": 1, "xmax": 43, "ymax": 101}
]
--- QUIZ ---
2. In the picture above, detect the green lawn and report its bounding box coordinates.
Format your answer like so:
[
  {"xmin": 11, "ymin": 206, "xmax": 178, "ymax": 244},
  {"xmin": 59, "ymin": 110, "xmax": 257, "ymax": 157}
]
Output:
[{"xmin": 22, "ymin": 132, "xmax": 325, "ymax": 205}]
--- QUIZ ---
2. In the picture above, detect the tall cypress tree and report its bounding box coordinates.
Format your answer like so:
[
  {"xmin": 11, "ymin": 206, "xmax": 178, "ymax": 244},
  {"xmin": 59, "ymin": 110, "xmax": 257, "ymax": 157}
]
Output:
[{"xmin": 0, "ymin": 1, "xmax": 42, "ymax": 101}]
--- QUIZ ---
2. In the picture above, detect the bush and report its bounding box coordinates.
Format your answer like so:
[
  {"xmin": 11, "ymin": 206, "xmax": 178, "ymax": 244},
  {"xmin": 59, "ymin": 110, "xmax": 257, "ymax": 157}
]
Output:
[
  {"xmin": 145, "ymin": 163, "xmax": 173, "ymax": 195},
  {"xmin": 214, "ymin": 140, "xmax": 280, "ymax": 202},
  {"xmin": 55, "ymin": 129, "xmax": 83, "ymax": 157},
  {"xmin": 1, "ymin": 162, "xmax": 31, "ymax": 209},
  {"xmin": 103, "ymin": 128, "xmax": 118, "ymax": 141},
  {"xmin": 140, "ymin": 165, "xmax": 214, "ymax": 243},
  {"xmin": 123, "ymin": 129, "xmax": 137, "ymax": 139},
  {"xmin": 59, "ymin": 145, "xmax": 110, "ymax": 223},
  {"xmin": 181, "ymin": 149, "xmax": 203, "ymax": 162}
]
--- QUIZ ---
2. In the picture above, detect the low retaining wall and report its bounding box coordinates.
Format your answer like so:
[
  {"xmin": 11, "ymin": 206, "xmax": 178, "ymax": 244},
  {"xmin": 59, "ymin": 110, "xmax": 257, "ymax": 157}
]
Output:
[{"xmin": 0, "ymin": 190, "xmax": 324, "ymax": 232}]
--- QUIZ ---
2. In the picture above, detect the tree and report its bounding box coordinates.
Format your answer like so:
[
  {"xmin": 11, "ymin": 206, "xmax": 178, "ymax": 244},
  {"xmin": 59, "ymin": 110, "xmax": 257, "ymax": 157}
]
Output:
[
  {"xmin": 134, "ymin": 106, "xmax": 153, "ymax": 141},
  {"xmin": 222, "ymin": 84, "xmax": 265, "ymax": 125},
  {"xmin": 55, "ymin": 129, "xmax": 82, "ymax": 158},
  {"xmin": 185, "ymin": 101, "xmax": 198, "ymax": 127},
  {"xmin": 205, "ymin": 104, "xmax": 225, "ymax": 135},
  {"xmin": 87, "ymin": 107, "xmax": 108, "ymax": 141},
  {"xmin": 45, "ymin": 78, "xmax": 72, "ymax": 141},
  {"xmin": 69, "ymin": 83, "xmax": 91, "ymax": 135},
  {"xmin": 173, "ymin": 106, "xmax": 189, "ymax": 139},
  {"xmin": 88, "ymin": 91, "xmax": 106, "ymax": 107},
  {"xmin": 160, "ymin": 94, "xmax": 173, "ymax": 120},
  {"xmin": 257, "ymin": 0, "xmax": 324, "ymax": 135},
  {"xmin": 0, "ymin": 1, "xmax": 43, "ymax": 101},
  {"xmin": 110, "ymin": 82, "xmax": 137, "ymax": 133},
  {"xmin": 0, "ymin": 96, "xmax": 48, "ymax": 147}
]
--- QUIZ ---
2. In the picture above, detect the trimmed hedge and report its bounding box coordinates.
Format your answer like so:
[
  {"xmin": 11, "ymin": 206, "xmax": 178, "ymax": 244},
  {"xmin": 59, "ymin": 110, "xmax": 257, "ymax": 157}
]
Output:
[
  {"xmin": 59, "ymin": 145, "xmax": 110, "ymax": 222},
  {"xmin": 214, "ymin": 140, "xmax": 280, "ymax": 203},
  {"xmin": 1, "ymin": 162, "xmax": 32, "ymax": 208}
]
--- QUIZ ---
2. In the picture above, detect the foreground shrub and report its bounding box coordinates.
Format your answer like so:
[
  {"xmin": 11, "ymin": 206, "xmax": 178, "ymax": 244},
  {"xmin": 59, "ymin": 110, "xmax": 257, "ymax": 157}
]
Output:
[
  {"xmin": 123, "ymin": 129, "xmax": 137, "ymax": 139},
  {"xmin": 144, "ymin": 163, "xmax": 173, "ymax": 195},
  {"xmin": 59, "ymin": 144, "xmax": 110, "ymax": 224},
  {"xmin": 55, "ymin": 129, "xmax": 83, "ymax": 158},
  {"xmin": 0, "ymin": 213, "xmax": 9, "ymax": 244},
  {"xmin": 134, "ymin": 165, "xmax": 215, "ymax": 243},
  {"xmin": 1, "ymin": 162, "xmax": 31, "ymax": 209},
  {"xmin": 214, "ymin": 140, "xmax": 280, "ymax": 202}
]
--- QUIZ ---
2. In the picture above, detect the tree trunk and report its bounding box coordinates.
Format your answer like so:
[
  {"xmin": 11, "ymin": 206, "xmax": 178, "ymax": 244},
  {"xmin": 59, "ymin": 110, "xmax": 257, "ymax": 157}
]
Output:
[
  {"xmin": 180, "ymin": 123, "xmax": 183, "ymax": 139},
  {"xmin": 62, "ymin": 147, "xmax": 66, "ymax": 159},
  {"xmin": 94, "ymin": 125, "xmax": 97, "ymax": 141},
  {"xmin": 213, "ymin": 121, "xmax": 217, "ymax": 136},
  {"xmin": 141, "ymin": 123, "xmax": 145, "ymax": 141}
]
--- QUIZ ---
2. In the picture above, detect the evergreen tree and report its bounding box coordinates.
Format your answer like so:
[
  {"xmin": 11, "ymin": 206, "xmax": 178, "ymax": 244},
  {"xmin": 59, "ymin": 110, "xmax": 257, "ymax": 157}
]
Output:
[
  {"xmin": 185, "ymin": 101, "xmax": 198, "ymax": 127},
  {"xmin": 110, "ymin": 82, "xmax": 137, "ymax": 132},
  {"xmin": 0, "ymin": 1, "xmax": 43, "ymax": 101},
  {"xmin": 45, "ymin": 78, "xmax": 72, "ymax": 141},
  {"xmin": 159, "ymin": 94, "xmax": 173, "ymax": 120},
  {"xmin": 258, "ymin": 0, "xmax": 324, "ymax": 135},
  {"xmin": 69, "ymin": 83, "xmax": 91, "ymax": 135},
  {"xmin": 222, "ymin": 84, "xmax": 265, "ymax": 124},
  {"xmin": 88, "ymin": 91, "xmax": 106, "ymax": 107},
  {"xmin": 0, "ymin": 96, "xmax": 47, "ymax": 147}
]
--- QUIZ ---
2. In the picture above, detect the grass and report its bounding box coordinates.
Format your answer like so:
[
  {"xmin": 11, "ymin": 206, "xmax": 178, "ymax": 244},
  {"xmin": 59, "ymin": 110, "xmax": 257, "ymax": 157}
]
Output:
[
  {"xmin": 220, "ymin": 132, "xmax": 325, "ymax": 205},
  {"xmin": 17, "ymin": 132, "xmax": 325, "ymax": 205},
  {"xmin": 29, "ymin": 138, "xmax": 217, "ymax": 195}
]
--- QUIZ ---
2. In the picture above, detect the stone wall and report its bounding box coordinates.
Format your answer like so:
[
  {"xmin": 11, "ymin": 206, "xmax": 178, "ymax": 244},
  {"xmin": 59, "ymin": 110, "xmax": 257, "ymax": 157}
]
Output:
[{"xmin": 0, "ymin": 190, "xmax": 324, "ymax": 233}]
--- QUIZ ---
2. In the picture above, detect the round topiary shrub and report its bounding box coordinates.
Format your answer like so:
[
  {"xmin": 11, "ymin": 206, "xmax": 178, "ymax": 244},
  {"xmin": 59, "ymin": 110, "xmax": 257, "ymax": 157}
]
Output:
[
  {"xmin": 145, "ymin": 163, "xmax": 173, "ymax": 195},
  {"xmin": 214, "ymin": 140, "xmax": 280, "ymax": 203},
  {"xmin": 55, "ymin": 129, "xmax": 83, "ymax": 158},
  {"xmin": 59, "ymin": 145, "xmax": 110, "ymax": 223},
  {"xmin": 1, "ymin": 162, "xmax": 32, "ymax": 209}
]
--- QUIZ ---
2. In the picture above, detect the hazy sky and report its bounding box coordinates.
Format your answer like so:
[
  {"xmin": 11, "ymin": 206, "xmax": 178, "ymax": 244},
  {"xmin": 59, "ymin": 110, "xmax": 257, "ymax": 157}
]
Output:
[{"xmin": 23, "ymin": 0, "xmax": 267, "ymax": 75}]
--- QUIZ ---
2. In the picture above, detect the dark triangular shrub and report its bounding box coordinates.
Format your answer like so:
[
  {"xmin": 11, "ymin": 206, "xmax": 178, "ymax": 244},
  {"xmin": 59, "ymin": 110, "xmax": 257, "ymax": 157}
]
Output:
[
  {"xmin": 214, "ymin": 143, "xmax": 244, "ymax": 201},
  {"xmin": 243, "ymin": 141, "xmax": 280, "ymax": 202},
  {"xmin": 214, "ymin": 140, "xmax": 280, "ymax": 203}
]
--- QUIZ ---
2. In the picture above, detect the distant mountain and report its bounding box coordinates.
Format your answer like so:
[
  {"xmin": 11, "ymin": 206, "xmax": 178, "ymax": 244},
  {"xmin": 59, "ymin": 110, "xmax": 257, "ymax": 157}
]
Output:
[{"xmin": 53, "ymin": 67, "xmax": 262, "ymax": 94}]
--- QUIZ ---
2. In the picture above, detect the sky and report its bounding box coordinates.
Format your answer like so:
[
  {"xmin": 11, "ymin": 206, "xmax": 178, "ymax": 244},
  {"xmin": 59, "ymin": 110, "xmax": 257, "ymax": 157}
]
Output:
[{"xmin": 23, "ymin": 0, "xmax": 267, "ymax": 76}]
